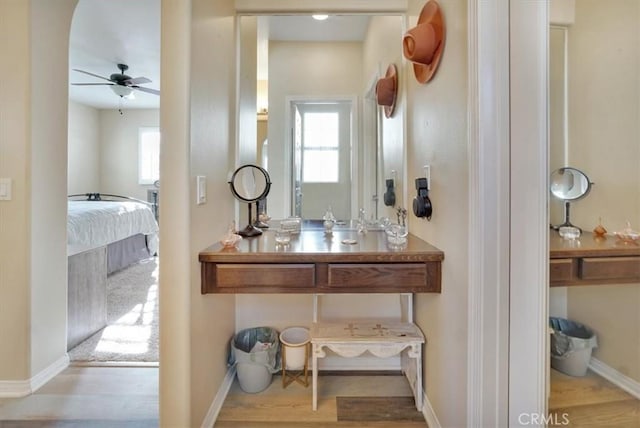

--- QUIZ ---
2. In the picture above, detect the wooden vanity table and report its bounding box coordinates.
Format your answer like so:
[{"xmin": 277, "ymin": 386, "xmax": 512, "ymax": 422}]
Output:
[
  {"xmin": 199, "ymin": 228, "xmax": 443, "ymax": 411},
  {"xmin": 199, "ymin": 229, "xmax": 444, "ymax": 294},
  {"xmin": 550, "ymin": 231, "xmax": 640, "ymax": 287}
]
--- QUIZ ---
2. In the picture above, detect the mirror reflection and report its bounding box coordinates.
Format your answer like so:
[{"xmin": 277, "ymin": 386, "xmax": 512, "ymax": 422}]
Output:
[
  {"xmin": 229, "ymin": 164, "xmax": 271, "ymax": 237},
  {"xmin": 229, "ymin": 164, "xmax": 271, "ymax": 202},
  {"xmin": 238, "ymin": 14, "xmax": 405, "ymax": 223},
  {"xmin": 550, "ymin": 167, "xmax": 591, "ymax": 201}
]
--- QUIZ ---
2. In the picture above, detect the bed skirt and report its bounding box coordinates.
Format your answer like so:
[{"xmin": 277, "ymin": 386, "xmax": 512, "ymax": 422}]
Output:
[
  {"xmin": 67, "ymin": 234, "xmax": 157, "ymax": 351},
  {"xmin": 107, "ymin": 233, "xmax": 153, "ymax": 274}
]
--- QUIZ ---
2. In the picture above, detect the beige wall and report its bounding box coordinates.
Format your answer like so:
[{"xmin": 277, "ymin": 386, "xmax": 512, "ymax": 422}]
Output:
[
  {"xmin": 68, "ymin": 100, "xmax": 100, "ymax": 194},
  {"xmin": 99, "ymin": 109, "xmax": 160, "ymax": 201},
  {"xmin": 188, "ymin": 0, "xmax": 237, "ymax": 421},
  {"xmin": 30, "ymin": 0, "xmax": 78, "ymax": 377},
  {"xmin": 565, "ymin": 0, "xmax": 640, "ymax": 231},
  {"xmin": 562, "ymin": 0, "xmax": 640, "ymax": 383},
  {"xmin": 406, "ymin": 0, "xmax": 468, "ymax": 426},
  {"xmin": 0, "ymin": 0, "xmax": 77, "ymax": 382},
  {"xmin": 267, "ymin": 41, "xmax": 363, "ymax": 220},
  {"xmin": 159, "ymin": 0, "xmax": 238, "ymax": 424},
  {"xmin": 362, "ymin": 15, "xmax": 405, "ymax": 221},
  {"xmin": 0, "ymin": 0, "xmax": 31, "ymax": 381},
  {"xmin": 68, "ymin": 105, "xmax": 160, "ymax": 200}
]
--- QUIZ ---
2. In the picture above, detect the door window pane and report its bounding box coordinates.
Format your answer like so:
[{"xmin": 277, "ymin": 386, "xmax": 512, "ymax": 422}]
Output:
[{"xmin": 303, "ymin": 112, "xmax": 339, "ymax": 183}]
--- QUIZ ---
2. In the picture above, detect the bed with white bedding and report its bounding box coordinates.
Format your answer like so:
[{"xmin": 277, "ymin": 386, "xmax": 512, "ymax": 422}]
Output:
[
  {"xmin": 66, "ymin": 194, "xmax": 159, "ymax": 350},
  {"xmin": 67, "ymin": 198, "xmax": 158, "ymax": 272}
]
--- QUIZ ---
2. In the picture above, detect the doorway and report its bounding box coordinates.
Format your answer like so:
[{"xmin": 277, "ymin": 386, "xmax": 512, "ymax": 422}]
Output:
[
  {"xmin": 290, "ymin": 99, "xmax": 354, "ymax": 220},
  {"xmin": 67, "ymin": 0, "xmax": 160, "ymax": 365}
]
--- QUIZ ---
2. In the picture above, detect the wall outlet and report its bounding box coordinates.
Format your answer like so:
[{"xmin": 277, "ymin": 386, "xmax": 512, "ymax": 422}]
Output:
[
  {"xmin": 196, "ymin": 175, "xmax": 206, "ymax": 205},
  {"xmin": 0, "ymin": 178, "xmax": 12, "ymax": 201}
]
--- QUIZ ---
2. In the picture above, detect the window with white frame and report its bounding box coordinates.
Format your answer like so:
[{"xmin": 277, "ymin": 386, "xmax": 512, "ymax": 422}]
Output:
[
  {"xmin": 138, "ymin": 127, "xmax": 160, "ymax": 185},
  {"xmin": 302, "ymin": 112, "xmax": 339, "ymax": 183}
]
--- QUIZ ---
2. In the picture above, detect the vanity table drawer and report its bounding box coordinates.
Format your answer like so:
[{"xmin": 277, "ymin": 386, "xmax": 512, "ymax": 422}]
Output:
[
  {"xmin": 326, "ymin": 263, "xmax": 427, "ymax": 289},
  {"xmin": 549, "ymin": 258, "xmax": 576, "ymax": 285},
  {"xmin": 216, "ymin": 264, "xmax": 316, "ymax": 289},
  {"xmin": 579, "ymin": 257, "xmax": 640, "ymax": 282}
]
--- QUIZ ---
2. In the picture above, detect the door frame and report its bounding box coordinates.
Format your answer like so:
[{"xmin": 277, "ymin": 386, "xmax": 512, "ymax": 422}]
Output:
[
  {"xmin": 284, "ymin": 95, "xmax": 359, "ymax": 219},
  {"xmin": 467, "ymin": 0, "xmax": 548, "ymax": 425}
]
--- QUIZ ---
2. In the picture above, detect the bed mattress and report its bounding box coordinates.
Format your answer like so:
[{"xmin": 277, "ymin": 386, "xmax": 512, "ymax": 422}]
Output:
[{"xmin": 67, "ymin": 200, "xmax": 159, "ymax": 257}]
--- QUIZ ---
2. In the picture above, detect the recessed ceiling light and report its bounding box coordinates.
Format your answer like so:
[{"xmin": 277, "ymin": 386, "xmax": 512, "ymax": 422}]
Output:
[{"xmin": 312, "ymin": 14, "xmax": 329, "ymax": 21}]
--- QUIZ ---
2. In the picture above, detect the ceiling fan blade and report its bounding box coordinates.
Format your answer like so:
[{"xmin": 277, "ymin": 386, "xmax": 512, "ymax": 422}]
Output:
[
  {"xmin": 71, "ymin": 82, "xmax": 114, "ymax": 86},
  {"xmin": 72, "ymin": 69, "xmax": 113, "ymax": 82},
  {"xmin": 126, "ymin": 76, "xmax": 152, "ymax": 85},
  {"xmin": 132, "ymin": 86, "xmax": 160, "ymax": 96}
]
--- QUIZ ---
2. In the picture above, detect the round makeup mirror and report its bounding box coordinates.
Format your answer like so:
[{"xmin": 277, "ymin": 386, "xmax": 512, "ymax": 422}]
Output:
[
  {"xmin": 550, "ymin": 167, "xmax": 592, "ymax": 230},
  {"xmin": 229, "ymin": 164, "xmax": 271, "ymax": 237}
]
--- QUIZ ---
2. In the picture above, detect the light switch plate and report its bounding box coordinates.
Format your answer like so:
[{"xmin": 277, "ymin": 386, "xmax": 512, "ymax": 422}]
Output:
[
  {"xmin": 0, "ymin": 178, "xmax": 12, "ymax": 201},
  {"xmin": 196, "ymin": 175, "xmax": 206, "ymax": 205}
]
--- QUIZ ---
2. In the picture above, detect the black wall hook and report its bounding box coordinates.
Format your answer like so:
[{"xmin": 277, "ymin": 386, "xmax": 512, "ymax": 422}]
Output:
[
  {"xmin": 412, "ymin": 177, "xmax": 432, "ymax": 220},
  {"xmin": 383, "ymin": 179, "xmax": 396, "ymax": 206}
]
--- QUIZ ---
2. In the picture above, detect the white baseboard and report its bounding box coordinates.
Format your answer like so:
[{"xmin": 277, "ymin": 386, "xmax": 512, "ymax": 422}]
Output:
[
  {"xmin": 422, "ymin": 389, "xmax": 441, "ymax": 428},
  {"xmin": 0, "ymin": 354, "xmax": 69, "ymax": 398},
  {"xmin": 0, "ymin": 379, "xmax": 31, "ymax": 398},
  {"xmin": 589, "ymin": 357, "xmax": 640, "ymax": 400},
  {"xmin": 201, "ymin": 366, "xmax": 237, "ymax": 428}
]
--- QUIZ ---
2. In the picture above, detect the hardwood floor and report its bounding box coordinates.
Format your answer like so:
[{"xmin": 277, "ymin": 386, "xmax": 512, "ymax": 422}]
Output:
[
  {"xmin": 215, "ymin": 374, "xmax": 427, "ymax": 427},
  {"xmin": 0, "ymin": 366, "xmax": 158, "ymax": 427},
  {"xmin": 2, "ymin": 366, "xmax": 636, "ymax": 427},
  {"xmin": 549, "ymin": 369, "xmax": 640, "ymax": 427}
]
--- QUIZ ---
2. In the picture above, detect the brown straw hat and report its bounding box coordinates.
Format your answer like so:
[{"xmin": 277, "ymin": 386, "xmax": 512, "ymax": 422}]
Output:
[
  {"xmin": 376, "ymin": 64, "xmax": 398, "ymax": 118},
  {"xmin": 403, "ymin": 0, "xmax": 446, "ymax": 84}
]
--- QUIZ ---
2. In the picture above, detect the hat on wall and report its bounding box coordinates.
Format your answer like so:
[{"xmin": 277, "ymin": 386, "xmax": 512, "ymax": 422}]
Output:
[
  {"xmin": 403, "ymin": 0, "xmax": 446, "ymax": 84},
  {"xmin": 376, "ymin": 64, "xmax": 398, "ymax": 118}
]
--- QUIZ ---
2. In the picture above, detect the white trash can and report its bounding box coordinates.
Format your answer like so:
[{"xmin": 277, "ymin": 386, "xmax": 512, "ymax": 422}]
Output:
[
  {"xmin": 550, "ymin": 317, "xmax": 598, "ymax": 377},
  {"xmin": 228, "ymin": 327, "xmax": 281, "ymax": 393}
]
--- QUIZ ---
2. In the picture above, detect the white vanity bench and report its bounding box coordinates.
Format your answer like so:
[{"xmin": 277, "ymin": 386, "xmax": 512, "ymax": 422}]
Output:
[{"xmin": 310, "ymin": 293, "xmax": 424, "ymax": 411}]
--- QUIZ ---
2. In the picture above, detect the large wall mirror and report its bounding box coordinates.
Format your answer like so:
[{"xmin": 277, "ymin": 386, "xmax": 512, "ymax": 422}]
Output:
[
  {"xmin": 548, "ymin": 0, "xmax": 640, "ymax": 393},
  {"xmin": 236, "ymin": 13, "xmax": 406, "ymax": 223}
]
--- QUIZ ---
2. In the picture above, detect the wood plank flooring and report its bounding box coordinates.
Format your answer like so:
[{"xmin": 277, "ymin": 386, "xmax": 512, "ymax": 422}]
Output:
[
  {"xmin": 0, "ymin": 366, "xmax": 158, "ymax": 427},
  {"xmin": 549, "ymin": 369, "xmax": 640, "ymax": 427},
  {"xmin": 215, "ymin": 374, "xmax": 427, "ymax": 427}
]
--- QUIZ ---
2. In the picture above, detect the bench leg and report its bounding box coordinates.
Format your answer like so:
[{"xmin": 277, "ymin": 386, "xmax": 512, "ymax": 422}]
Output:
[{"xmin": 312, "ymin": 343, "xmax": 318, "ymax": 411}]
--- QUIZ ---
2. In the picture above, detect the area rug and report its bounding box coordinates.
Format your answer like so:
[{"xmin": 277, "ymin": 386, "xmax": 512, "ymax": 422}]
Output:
[
  {"xmin": 336, "ymin": 396, "xmax": 424, "ymax": 422},
  {"xmin": 69, "ymin": 257, "xmax": 159, "ymax": 362}
]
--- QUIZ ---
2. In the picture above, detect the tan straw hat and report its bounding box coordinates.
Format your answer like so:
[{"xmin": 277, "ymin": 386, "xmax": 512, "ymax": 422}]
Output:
[
  {"xmin": 376, "ymin": 64, "xmax": 398, "ymax": 118},
  {"xmin": 403, "ymin": 0, "xmax": 446, "ymax": 84}
]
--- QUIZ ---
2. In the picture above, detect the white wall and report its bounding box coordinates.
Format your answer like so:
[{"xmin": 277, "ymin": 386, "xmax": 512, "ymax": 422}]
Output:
[
  {"xmin": 100, "ymin": 109, "xmax": 159, "ymax": 201},
  {"xmin": 68, "ymin": 100, "xmax": 100, "ymax": 194},
  {"xmin": 406, "ymin": 0, "xmax": 469, "ymax": 426}
]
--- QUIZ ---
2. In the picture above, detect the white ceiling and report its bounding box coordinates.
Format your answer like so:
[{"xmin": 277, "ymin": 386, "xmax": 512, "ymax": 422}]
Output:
[
  {"xmin": 69, "ymin": 0, "xmax": 160, "ymax": 110},
  {"xmin": 68, "ymin": 4, "xmax": 368, "ymax": 110},
  {"xmin": 268, "ymin": 15, "xmax": 370, "ymax": 42}
]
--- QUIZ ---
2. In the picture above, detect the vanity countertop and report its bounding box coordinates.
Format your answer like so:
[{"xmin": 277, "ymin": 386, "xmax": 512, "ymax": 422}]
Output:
[
  {"xmin": 549, "ymin": 231, "xmax": 640, "ymax": 287},
  {"xmin": 199, "ymin": 229, "xmax": 444, "ymax": 294},
  {"xmin": 550, "ymin": 231, "xmax": 640, "ymax": 258}
]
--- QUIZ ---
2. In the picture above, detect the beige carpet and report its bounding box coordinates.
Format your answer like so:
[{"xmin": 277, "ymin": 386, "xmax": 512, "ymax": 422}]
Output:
[{"xmin": 69, "ymin": 257, "xmax": 159, "ymax": 362}]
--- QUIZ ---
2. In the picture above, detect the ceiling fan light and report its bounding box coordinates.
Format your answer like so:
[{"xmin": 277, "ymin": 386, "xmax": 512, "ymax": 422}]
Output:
[{"xmin": 110, "ymin": 85, "xmax": 133, "ymax": 98}]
